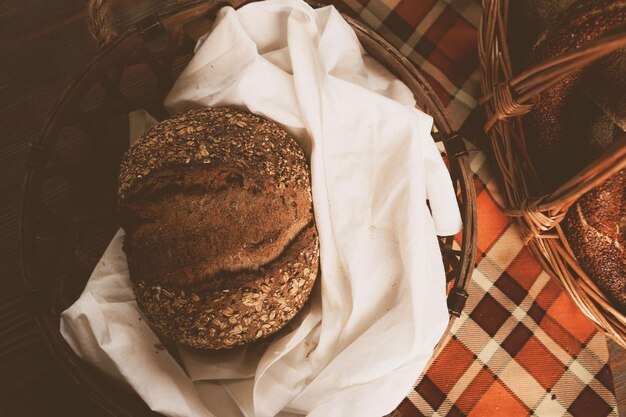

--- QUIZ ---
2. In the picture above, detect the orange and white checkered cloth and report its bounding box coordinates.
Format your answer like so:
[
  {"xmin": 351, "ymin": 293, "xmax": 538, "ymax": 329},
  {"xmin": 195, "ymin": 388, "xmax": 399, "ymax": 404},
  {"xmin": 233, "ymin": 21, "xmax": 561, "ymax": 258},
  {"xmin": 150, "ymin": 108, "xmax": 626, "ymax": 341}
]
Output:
[{"xmin": 330, "ymin": 0, "xmax": 619, "ymax": 415}]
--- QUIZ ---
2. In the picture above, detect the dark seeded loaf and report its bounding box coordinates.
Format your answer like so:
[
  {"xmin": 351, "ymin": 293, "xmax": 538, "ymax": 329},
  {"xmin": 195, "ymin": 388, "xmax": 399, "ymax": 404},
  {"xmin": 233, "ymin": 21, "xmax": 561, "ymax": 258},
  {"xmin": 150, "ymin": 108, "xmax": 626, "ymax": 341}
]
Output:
[
  {"xmin": 118, "ymin": 107, "xmax": 319, "ymax": 349},
  {"xmin": 565, "ymin": 171, "xmax": 625, "ymax": 312}
]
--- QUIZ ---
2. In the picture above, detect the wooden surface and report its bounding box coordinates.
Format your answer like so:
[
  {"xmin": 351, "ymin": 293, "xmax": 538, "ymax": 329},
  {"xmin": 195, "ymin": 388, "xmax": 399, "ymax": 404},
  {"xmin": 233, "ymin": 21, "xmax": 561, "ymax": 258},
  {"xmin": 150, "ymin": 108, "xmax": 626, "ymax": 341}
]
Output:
[{"xmin": 0, "ymin": 1, "xmax": 623, "ymax": 416}]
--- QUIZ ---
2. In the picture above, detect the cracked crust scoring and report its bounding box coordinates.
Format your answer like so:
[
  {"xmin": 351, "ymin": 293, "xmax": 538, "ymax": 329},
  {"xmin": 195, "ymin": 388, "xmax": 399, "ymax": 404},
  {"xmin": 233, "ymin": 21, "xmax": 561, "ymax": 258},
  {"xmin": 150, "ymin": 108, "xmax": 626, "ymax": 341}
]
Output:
[
  {"xmin": 119, "ymin": 106, "xmax": 309, "ymax": 202},
  {"xmin": 134, "ymin": 224, "xmax": 319, "ymax": 349}
]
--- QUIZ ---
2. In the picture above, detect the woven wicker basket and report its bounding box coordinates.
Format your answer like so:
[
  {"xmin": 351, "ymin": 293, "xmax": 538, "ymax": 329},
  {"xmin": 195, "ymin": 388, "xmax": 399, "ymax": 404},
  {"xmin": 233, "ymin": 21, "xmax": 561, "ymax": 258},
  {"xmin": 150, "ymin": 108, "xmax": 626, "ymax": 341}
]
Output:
[
  {"xmin": 20, "ymin": 0, "xmax": 476, "ymax": 415},
  {"xmin": 478, "ymin": 0, "xmax": 626, "ymax": 347}
]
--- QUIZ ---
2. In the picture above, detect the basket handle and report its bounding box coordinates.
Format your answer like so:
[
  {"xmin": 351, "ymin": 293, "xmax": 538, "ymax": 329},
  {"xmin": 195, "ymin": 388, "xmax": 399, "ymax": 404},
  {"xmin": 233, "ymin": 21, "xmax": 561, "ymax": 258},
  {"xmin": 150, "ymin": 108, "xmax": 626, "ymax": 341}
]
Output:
[
  {"xmin": 88, "ymin": 0, "xmax": 117, "ymax": 48},
  {"xmin": 87, "ymin": 0, "xmax": 217, "ymax": 48},
  {"xmin": 480, "ymin": 31, "xmax": 626, "ymax": 133},
  {"xmin": 503, "ymin": 136, "xmax": 626, "ymax": 237}
]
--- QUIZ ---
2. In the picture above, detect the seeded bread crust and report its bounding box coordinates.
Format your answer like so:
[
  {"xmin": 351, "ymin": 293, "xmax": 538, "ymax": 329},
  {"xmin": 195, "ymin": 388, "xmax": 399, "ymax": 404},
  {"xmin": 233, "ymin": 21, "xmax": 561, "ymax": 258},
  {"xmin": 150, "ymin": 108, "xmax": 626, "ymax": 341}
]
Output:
[
  {"xmin": 565, "ymin": 170, "xmax": 625, "ymax": 313},
  {"xmin": 118, "ymin": 107, "xmax": 319, "ymax": 349},
  {"xmin": 119, "ymin": 106, "xmax": 308, "ymax": 202},
  {"xmin": 134, "ymin": 224, "xmax": 319, "ymax": 349}
]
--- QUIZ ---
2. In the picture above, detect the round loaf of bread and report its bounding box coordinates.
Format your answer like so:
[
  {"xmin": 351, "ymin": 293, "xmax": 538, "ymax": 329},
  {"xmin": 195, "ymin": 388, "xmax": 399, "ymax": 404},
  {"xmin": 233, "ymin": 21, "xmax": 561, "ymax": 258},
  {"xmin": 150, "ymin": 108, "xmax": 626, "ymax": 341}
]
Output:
[
  {"xmin": 565, "ymin": 170, "xmax": 625, "ymax": 313},
  {"xmin": 118, "ymin": 107, "xmax": 319, "ymax": 349}
]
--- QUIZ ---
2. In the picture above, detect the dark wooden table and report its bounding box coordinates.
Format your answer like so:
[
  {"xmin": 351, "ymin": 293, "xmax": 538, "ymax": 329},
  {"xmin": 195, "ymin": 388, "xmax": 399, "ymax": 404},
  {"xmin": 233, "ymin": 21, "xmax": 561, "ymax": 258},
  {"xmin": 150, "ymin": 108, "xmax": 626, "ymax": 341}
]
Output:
[{"xmin": 1, "ymin": 1, "xmax": 623, "ymax": 416}]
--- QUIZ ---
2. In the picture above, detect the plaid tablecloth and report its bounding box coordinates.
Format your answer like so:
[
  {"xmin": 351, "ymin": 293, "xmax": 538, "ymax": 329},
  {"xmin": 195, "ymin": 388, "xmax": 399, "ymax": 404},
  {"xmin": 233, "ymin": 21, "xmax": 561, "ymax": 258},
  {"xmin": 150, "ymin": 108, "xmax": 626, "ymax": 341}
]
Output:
[
  {"xmin": 332, "ymin": 0, "xmax": 619, "ymax": 416},
  {"xmin": 399, "ymin": 143, "xmax": 617, "ymax": 416}
]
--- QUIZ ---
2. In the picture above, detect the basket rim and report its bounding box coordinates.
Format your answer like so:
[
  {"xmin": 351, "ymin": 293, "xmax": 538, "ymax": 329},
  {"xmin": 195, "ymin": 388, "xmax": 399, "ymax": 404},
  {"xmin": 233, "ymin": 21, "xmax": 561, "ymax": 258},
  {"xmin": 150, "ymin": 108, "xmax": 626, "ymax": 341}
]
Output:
[{"xmin": 20, "ymin": 1, "xmax": 478, "ymax": 415}]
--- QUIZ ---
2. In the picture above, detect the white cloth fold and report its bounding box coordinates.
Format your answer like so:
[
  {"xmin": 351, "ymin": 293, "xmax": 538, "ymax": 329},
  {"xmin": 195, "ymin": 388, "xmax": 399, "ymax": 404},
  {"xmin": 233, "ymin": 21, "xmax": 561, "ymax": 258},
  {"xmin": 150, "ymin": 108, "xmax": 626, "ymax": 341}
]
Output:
[{"xmin": 61, "ymin": 0, "xmax": 462, "ymax": 416}]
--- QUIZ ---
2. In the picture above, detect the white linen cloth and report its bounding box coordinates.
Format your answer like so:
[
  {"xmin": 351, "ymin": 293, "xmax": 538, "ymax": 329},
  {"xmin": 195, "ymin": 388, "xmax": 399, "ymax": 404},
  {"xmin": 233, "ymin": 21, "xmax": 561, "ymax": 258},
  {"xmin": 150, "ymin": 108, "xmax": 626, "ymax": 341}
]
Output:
[{"xmin": 60, "ymin": 0, "xmax": 463, "ymax": 416}]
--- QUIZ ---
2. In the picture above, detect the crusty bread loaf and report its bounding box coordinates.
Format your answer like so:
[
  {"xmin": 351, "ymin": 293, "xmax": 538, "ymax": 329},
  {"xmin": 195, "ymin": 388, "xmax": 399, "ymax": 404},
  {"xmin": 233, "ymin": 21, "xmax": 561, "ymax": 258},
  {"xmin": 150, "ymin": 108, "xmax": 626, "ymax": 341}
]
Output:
[
  {"xmin": 118, "ymin": 107, "xmax": 319, "ymax": 349},
  {"xmin": 565, "ymin": 170, "xmax": 625, "ymax": 313},
  {"xmin": 522, "ymin": 0, "xmax": 626, "ymax": 313}
]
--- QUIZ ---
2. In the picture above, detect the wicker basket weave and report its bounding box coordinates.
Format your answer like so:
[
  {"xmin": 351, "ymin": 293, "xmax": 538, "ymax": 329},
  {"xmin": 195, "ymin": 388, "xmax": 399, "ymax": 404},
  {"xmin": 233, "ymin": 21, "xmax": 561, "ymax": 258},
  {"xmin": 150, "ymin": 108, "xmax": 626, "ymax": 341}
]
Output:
[
  {"xmin": 20, "ymin": 0, "xmax": 476, "ymax": 415},
  {"xmin": 478, "ymin": 0, "xmax": 626, "ymax": 347}
]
